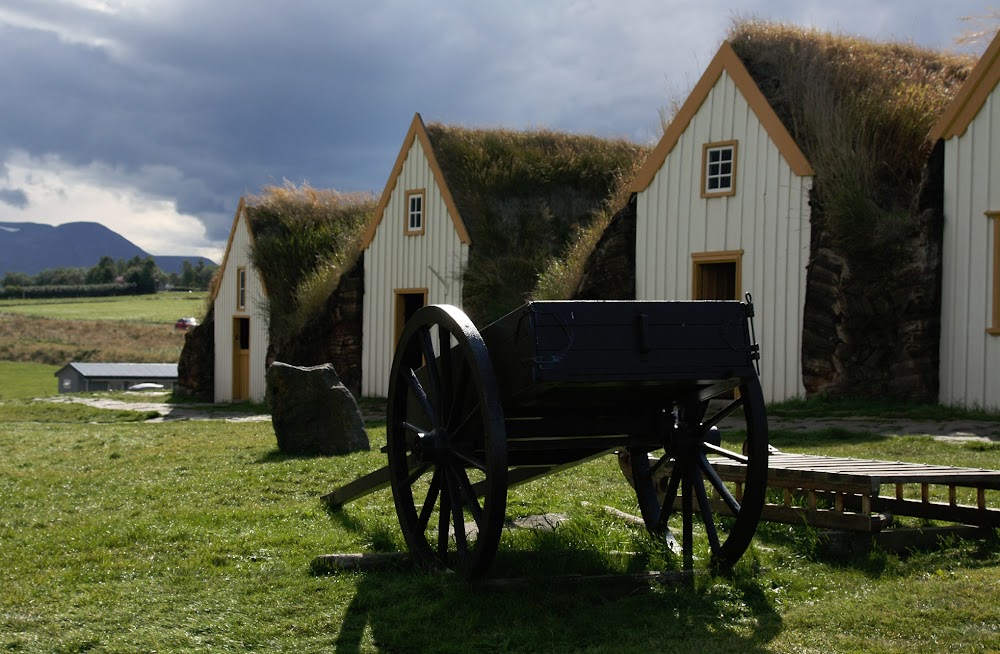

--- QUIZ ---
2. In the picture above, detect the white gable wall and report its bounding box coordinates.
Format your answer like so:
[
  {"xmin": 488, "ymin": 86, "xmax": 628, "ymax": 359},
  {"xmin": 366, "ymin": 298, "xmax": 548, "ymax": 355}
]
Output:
[
  {"xmin": 635, "ymin": 70, "xmax": 813, "ymax": 403},
  {"xmin": 362, "ymin": 138, "xmax": 470, "ymax": 397},
  {"xmin": 940, "ymin": 86, "xmax": 1000, "ymax": 411},
  {"xmin": 213, "ymin": 209, "xmax": 269, "ymax": 403}
]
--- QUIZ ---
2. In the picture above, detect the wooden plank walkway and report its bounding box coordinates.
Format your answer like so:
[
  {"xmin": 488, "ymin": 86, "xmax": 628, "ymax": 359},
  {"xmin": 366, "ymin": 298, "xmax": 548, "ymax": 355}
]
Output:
[{"xmin": 713, "ymin": 451, "xmax": 1000, "ymax": 532}]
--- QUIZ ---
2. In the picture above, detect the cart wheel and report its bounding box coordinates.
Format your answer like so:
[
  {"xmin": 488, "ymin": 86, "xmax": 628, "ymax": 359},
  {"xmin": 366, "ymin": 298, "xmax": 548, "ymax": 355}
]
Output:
[
  {"xmin": 629, "ymin": 376, "xmax": 768, "ymax": 569},
  {"xmin": 386, "ymin": 304, "xmax": 507, "ymax": 579}
]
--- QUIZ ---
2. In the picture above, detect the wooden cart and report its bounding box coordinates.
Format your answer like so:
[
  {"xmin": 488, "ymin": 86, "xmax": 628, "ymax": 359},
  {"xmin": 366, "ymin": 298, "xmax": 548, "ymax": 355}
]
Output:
[{"xmin": 326, "ymin": 299, "xmax": 769, "ymax": 579}]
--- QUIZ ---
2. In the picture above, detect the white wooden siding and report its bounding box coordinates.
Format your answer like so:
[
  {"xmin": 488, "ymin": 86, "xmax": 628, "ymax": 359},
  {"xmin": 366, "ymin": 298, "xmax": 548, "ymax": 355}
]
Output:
[
  {"xmin": 635, "ymin": 70, "xmax": 813, "ymax": 403},
  {"xmin": 213, "ymin": 210, "xmax": 269, "ymax": 403},
  {"xmin": 362, "ymin": 138, "xmax": 469, "ymax": 397},
  {"xmin": 940, "ymin": 85, "xmax": 1000, "ymax": 411}
]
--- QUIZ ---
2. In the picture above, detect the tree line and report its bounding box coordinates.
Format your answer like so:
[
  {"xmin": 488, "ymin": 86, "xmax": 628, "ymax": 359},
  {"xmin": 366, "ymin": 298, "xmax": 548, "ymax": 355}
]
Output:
[{"xmin": 1, "ymin": 256, "xmax": 217, "ymax": 298}]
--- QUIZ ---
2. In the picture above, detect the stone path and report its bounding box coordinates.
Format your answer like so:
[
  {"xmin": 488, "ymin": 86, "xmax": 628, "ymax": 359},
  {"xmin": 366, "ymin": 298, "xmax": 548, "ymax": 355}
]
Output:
[
  {"xmin": 39, "ymin": 394, "xmax": 272, "ymax": 422},
  {"xmin": 742, "ymin": 415, "xmax": 1000, "ymax": 442}
]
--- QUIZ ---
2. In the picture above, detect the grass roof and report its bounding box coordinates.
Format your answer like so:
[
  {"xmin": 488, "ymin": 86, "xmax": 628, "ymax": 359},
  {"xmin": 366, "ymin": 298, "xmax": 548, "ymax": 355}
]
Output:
[
  {"xmin": 727, "ymin": 20, "xmax": 973, "ymax": 255},
  {"xmin": 245, "ymin": 182, "xmax": 376, "ymax": 341},
  {"xmin": 424, "ymin": 123, "xmax": 648, "ymax": 323}
]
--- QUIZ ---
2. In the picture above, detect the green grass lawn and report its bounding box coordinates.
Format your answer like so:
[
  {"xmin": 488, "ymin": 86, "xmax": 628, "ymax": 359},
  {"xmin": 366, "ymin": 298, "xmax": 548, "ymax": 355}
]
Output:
[
  {"xmin": 0, "ymin": 290, "xmax": 209, "ymax": 324},
  {"xmin": 0, "ymin": 360, "xmax": 60, "ymax": 399},
  {"xmin": 1, "ymin": 401, "xmax": 998, "ymax": 653}
]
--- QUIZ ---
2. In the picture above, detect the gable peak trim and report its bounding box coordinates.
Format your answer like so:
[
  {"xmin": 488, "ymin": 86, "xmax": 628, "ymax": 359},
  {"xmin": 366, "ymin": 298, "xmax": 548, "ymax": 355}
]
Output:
[
  {"xmin": 629, "ymin": 41, "xmax": 813, "ymax": 193},
  {"xmin": 931, "ymin": 29, "xmax": 1000, "ymax": 141},
  {"xmin": 360, "ymin": 113, "xmax": 471, "ymax": 249},
  {"xmin": 209, "ymin": 198, "xmax": 268, "ymax": 303}
]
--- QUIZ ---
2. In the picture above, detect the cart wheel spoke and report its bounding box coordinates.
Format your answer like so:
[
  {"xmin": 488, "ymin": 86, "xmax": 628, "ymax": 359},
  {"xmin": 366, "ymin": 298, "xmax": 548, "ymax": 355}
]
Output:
[
  {"xmin": 446, "ymin": 360, "xmax": 470, "ymax": 431},
  {"xmin": 703, "ymin": 441, "xmax": 749, "ymax": 464},
  {"xmin": 649, "ymin": 451, "xmax": 671, "ymax": 478},
  {"xmin": 405, "ymin": 368, "xmax": 438, "ymax": 428},
  {"xmin": 454, "ymin": 467, "xmax": 484, "ymax": 525},
  {"xmin": 437, "ymin": 475, "xmax": 451, "ymax": 558},
  {"xmin": 698, "ymin": 451, "xmax": 741, "ymax": 515},
  {"xmin": 406, "ymin": 462, "xmax": 432, "ymax": 486},
  {"xmin": 403, "ymin": 421, "xmax": 430, "ymax": 437},
  {"xmin": 451, "ymin": 447, "xmax": 487, "ymax": 472},
  {"xmin": 657, "ymin": 465, "xmax": 681, "ymax": 531},
  {"xmin": 437, "ymin": 326, "xmax": 454, "ymax": 413},
  {"xmin": 692, "ymin": 465, "xmax": 721, "ymax": 554},
  {"xmin": 416, "ymin": 468, "xmax": 442, "ymax": 533},
  {"xmin": 701, "ymin": 396, "xmax": 742, "ymax": 431},
  {"xmin": 446, "ymin": 467, "xmax": 469, "ymax": 556}
]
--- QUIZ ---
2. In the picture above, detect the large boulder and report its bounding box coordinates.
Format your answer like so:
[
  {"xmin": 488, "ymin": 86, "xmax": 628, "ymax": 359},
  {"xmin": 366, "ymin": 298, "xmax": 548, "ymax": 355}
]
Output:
[{"xmin": 266, "ymin": 361, "xmax": 369, "ymax": 456}]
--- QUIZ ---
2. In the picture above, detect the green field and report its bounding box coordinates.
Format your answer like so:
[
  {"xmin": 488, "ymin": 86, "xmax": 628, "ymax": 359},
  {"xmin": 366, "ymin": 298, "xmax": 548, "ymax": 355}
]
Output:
[
  {"xmin": 0, "ymin": 290, "xmax": 210, "ymax": 324},
  {"xmin": 0, "ymin": 360, "xmax": 60, "ymax": 399},
  {"xmin": 0, "ymin": 293, "xmax": 200, "ymax": 366},
  {"xmin": 0, "ymin": 398, "xmax": 998, "ymax": 653}
]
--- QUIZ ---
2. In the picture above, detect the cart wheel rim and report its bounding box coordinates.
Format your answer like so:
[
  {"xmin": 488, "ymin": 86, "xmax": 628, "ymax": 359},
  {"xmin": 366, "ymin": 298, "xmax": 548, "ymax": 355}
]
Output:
[{"xmin": 386, "ymin": 304, "xmax": 507, "ymax": 579}]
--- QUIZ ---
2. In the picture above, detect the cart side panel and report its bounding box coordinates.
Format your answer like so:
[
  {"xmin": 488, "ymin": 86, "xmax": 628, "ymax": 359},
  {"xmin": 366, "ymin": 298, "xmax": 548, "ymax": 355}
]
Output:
[{"xmin": 482, "ymin": 300, "xmax": 758, "ymax": 406}]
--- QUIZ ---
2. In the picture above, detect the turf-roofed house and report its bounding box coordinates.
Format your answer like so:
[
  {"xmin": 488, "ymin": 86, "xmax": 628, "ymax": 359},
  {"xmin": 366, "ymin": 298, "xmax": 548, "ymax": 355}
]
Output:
[
  {"xmin": 360, "ymin": 113, "xmax": 648, "ymax": 396},
  {"xmin": 931, "ymin": 28, "xmax": 1000, "ymax": 411},
  {"xmin": 179, "ymin": 185, "xmax": 375, "ymax": 403},
  {"xmin": 626, "ymin": 21, "xmax": 971, "ymax": 403}
]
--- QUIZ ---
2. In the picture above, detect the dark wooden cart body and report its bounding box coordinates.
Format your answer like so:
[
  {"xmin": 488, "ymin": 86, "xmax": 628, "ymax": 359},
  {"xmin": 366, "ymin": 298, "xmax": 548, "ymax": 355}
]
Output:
[
  {"xmin": 479, "ymin": 300, "xmax": 758, "ymax": 469},
  {"xmin": 328, "ymin": 300, "xmax": 770, "ymax": 578}
]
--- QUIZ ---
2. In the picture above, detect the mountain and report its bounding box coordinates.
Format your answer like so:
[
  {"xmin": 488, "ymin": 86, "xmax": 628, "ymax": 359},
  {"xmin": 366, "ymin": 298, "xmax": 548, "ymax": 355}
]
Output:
[{"xmin": 0, "ymin": 221, "xmax": 216, "ymax": 276}]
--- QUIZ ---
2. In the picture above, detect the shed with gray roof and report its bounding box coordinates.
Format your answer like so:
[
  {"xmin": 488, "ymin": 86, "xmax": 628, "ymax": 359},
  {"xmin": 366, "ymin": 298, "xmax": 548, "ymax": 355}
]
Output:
[{"xmin": 55, "ymin": 363, "xmax": 178, "ymax": 393}]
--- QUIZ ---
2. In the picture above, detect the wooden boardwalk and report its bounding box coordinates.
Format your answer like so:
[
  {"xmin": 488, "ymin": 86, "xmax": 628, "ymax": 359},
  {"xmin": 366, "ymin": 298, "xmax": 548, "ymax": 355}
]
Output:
[{"xmin": 713, "ymin": 451, "xmax": 1000, "ymax": 532}]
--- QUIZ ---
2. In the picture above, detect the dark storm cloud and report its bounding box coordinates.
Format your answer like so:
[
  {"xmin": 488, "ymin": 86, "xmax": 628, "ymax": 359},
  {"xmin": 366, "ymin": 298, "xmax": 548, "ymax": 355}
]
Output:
[
  {"xmin": 0, "ymin": 188, "xmax": 29, "ymax": 209},
  {"xmin": 0, "ymin": 0, "xmax": 992, "ymax": 244}
]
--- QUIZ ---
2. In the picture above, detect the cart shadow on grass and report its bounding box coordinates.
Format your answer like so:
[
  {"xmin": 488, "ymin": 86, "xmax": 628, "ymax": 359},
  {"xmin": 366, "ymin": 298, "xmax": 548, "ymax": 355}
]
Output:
[{"xmin": 320, "ymin": 513, "xmax": 783, "ymax": 654}]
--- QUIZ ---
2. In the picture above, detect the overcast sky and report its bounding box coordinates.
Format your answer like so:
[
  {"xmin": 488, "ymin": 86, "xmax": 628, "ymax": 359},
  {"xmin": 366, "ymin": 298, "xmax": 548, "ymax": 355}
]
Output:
[{"xmin": 0, "ymin": 0, "xmax": 995, "ymax": 261}]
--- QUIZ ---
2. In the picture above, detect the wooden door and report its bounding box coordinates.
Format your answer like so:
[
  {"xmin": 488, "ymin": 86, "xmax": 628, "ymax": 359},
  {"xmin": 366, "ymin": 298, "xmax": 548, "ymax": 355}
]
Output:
[{"xmin": 232, "ymin": 317, "xmax": 250, "ymax": 401}]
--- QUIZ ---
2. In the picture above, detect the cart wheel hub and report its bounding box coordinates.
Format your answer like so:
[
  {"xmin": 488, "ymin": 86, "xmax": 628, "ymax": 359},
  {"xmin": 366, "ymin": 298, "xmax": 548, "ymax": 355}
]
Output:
[{"xmin": 415, "ymin": 428, "xmax": 448, "ymax": 462}]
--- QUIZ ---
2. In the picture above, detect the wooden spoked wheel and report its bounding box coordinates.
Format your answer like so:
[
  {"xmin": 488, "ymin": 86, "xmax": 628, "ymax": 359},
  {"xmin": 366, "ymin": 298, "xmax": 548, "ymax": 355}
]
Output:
[
  {"xmin": 386, "ymin": 305, "xmax": 507, "ymax": 579},
  {"xmin": 628, "ymin": 377, "xmax": 769, "ymax": 569}
]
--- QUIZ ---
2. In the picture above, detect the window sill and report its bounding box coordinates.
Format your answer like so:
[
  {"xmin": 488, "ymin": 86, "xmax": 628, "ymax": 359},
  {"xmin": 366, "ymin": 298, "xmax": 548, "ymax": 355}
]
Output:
[{"xmin": 987, "ymin": 328, "xmax": 1000, "ymax": 336}]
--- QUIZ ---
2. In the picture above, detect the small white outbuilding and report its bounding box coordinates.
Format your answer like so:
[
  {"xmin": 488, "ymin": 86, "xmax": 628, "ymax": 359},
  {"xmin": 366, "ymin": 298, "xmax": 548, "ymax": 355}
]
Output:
[{"xmin": 211, "ymin": 198, "xmax": 269, "ymax": 403}]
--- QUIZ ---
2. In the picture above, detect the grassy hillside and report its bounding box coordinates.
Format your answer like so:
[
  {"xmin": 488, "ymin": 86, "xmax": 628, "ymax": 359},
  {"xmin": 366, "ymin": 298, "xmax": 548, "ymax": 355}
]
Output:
[{"xmin": 0, "ymin": 292, "xmax": 196, "ymax": 367}]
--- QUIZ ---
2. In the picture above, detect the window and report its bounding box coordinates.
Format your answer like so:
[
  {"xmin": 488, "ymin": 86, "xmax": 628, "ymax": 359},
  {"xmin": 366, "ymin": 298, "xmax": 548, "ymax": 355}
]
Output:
[
  {"xmin": 702, "ymin": 141, "xmax": 738, "ymax": 198},
  {"xmin": 405, "ymin": 189, "xmax": 425, "ymax": 235},
  {"xmin": 237, "ymin": 267, "xmax": 247, "ymax": 310},
  {"xmin": 989, "ymin": 211, "xmax": 1000, "ymax": 336}
]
